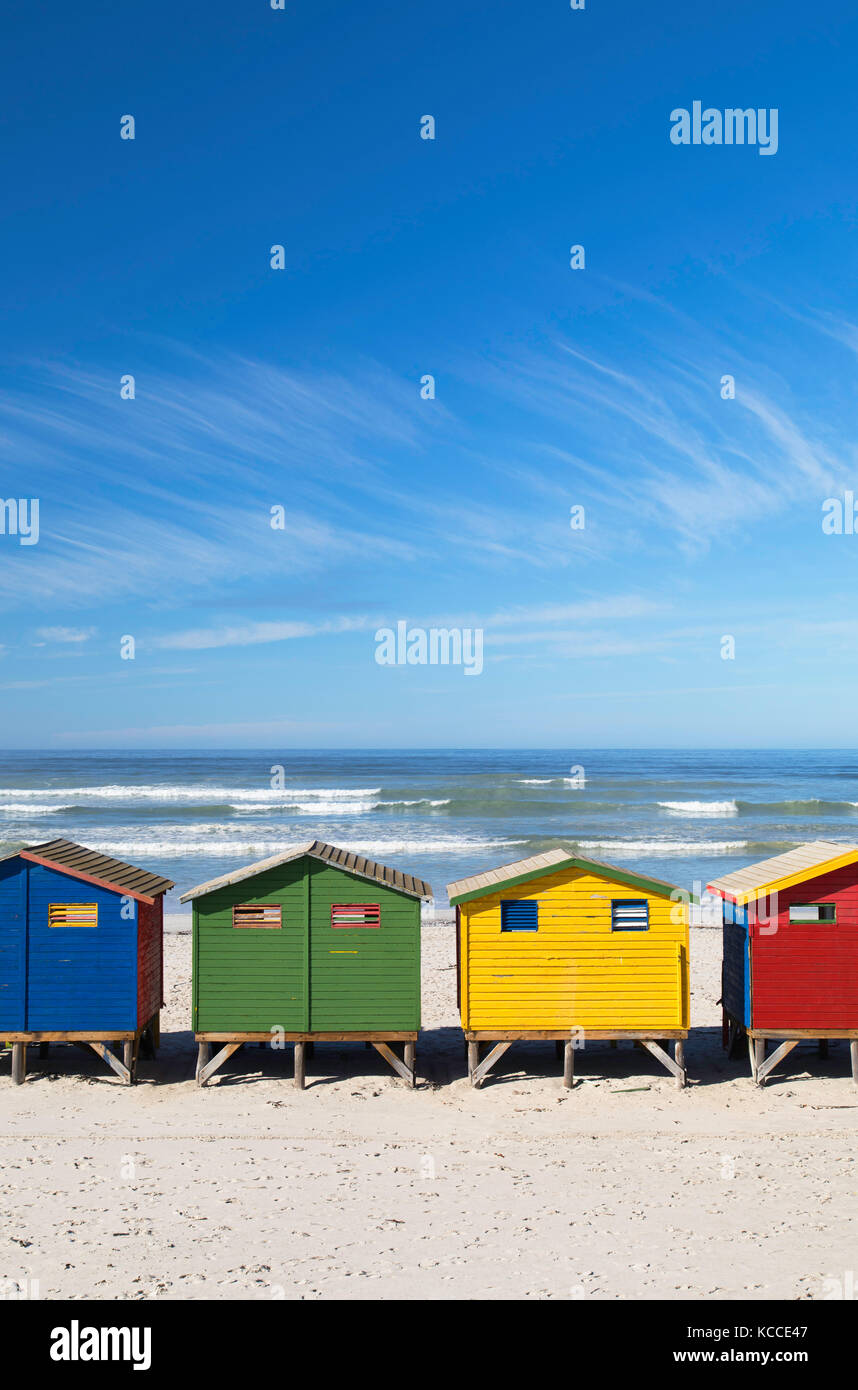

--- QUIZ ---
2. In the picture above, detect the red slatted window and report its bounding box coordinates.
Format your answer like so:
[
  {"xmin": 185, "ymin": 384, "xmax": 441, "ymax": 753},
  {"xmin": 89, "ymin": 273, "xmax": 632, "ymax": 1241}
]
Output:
[{"xmin": 331, "ymin": 903, "xmax": 380, "ymax": 929}]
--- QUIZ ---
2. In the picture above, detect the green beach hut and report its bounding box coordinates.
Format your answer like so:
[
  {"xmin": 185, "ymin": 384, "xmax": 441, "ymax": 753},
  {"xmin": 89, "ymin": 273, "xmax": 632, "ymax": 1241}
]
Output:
[{"xmin": 180, "ymin": 839, "xmax": 432, "ymax": 1088}]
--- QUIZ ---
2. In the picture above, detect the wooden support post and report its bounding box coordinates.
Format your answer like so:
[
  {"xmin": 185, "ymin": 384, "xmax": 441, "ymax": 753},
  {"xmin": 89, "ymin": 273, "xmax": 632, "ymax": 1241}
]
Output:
[
  {"xmin": 471, "ymin": 1042, "xmax": 511, "ymax": 1088},
  {"xmin": 294, "ymin": 1041, "xmax": 306, "ymax": 1090},
  {"xmin": 563, "ymin": 1040, "xmax": 574, "ymax": 1089},
  {"xmin": 123, "ymin": 1040, "xmax": 135, "ymax": 1083},
  {"xmin": 641, "ymin": 1039, "xmax": 685, "ymax": 1085},
  {"xmin": 756, "ymin": 1038, "xmax": 799, "ymax": 1084},
  {"xmin": 196, "ymin": 1041, "xmax": 211, "ymax": 1084},
  {"xmin": 197, "ymin": 1042, "xmax": 241, "ymax": 1087},
  {"xmin": 89, "ymin": 1042, "xmax": 131, "ymax": 1084},
  {"xmin": 754, "ymin": 1038, "xmax": 766, "ymax": 1083},
  {"xmin": 851, "ymin": 1041, "xmax": 858, "ymax": 1088},
  {"xmin": 372, "ymin": 1041, "xmax": 414, "ymax": 1084},
  {"xmin": 467, "ymin": 1041, "xmax": 479, "ymax": 1083},
  {"xmin": 674, "ymin": 1039, "xmax": 686, "ymax": 1090},
  {"xmin": 11, "ymin": 1042, "xmax": 25, "ymax": 1085},
  {"xmin": 404, "ymin": 1041, "xmax": 416, "ymax": 1087}
]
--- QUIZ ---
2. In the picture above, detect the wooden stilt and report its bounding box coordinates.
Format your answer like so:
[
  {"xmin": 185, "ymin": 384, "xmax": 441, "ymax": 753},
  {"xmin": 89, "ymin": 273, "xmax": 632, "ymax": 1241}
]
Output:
[
  {"xmin": 471, "ymin": 1042, "xmax": 511, "ymax": 1088},
  {"xmin": 674, "ymin": 1039, "xmax": 686, "ymax": 1089},
  {"xmin": 89, "ymin": 1042, "xmax": 131, "ymax": 1084},
  {"xmin": 404, "ymin": 1041, "xmax": 416, "ymax": 1087},
  {"xmin": 196, "ymin": 1041, "xmax": 211, "ymax": 1084},
  {"xmin": 12, "ymin": 1042, "xmax": 25, "ymax": 1085},
  {"xmin": 294, "ymin": 1041, "xmax": 306, "ymax": 1090},
  {"xmin": 755, "ymin": 1038, "xmax": 799, "ymax": 1084},
  {"xmin": 123, "ymin": 1040, "xmax": 134, "ymax": 1083},
  {"xmin": 372, "ymin": 1041, "xmax": 414, "ymax": 1084},
  {"xmin": 563, "ymin": 1040, "xmax": 574, "ymax": 1089},
  {"xmin": 467, "ymin": 1041, "xmax": 479, "ymax": 1083},
  {"xmin": 197, "ymin": 1041, "xmax": 241, "ymax": 1087},
  {"xmin": 851, "ymin": 1041, "xmax": 858, "ymax": 1088},
  {"xmin": 754, "ymin": 1038, "xmax": 766, "ymax": 1083}
]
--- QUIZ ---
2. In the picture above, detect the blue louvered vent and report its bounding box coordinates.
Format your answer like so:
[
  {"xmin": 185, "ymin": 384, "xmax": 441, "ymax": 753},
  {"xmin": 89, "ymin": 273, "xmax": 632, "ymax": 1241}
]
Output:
[
  {"xmin": 611, "ymin": 899, "xmax": 649, "ymax": 932},
  {"xmin": 501, "ymin": 899, "xmax": 538, "ymax": 932}
]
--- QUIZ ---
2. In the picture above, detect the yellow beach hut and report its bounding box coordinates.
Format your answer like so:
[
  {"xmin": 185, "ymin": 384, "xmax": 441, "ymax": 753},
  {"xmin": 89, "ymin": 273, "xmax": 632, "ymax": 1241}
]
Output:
[{"xmin": 447, "ymin": 847, "xmax": 690, "ymax": 1089}]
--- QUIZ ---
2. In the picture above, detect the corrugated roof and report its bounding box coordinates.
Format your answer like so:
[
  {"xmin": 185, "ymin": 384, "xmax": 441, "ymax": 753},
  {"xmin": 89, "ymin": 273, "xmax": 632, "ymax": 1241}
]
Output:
[
  {"xmin": 707, "ymin": 840, "xmax": 858, "ymax": 903},
  {"xmin": 179, "ymin": 839, "xmax": 433, "ymax": 903},
  {"xmin": 17, "ymin": 838, "xmax": 174, "ymax": 901},
  {"xmin": 447, "ymin": 845, "xmax": 683, "ymax": 904}
]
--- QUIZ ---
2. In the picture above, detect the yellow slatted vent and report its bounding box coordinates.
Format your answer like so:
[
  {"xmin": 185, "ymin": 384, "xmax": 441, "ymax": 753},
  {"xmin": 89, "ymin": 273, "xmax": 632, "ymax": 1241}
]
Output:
[
  {"xmin": 233, "ymin": 903, "xmax": 282, "ymax": 929},
  {"xmin": 49, "ymin": 903, "xmax": 98, "ymax": 928},
  {"xmin": 331, "ymin": 903, "xmax": 380, "ymax": 928}
]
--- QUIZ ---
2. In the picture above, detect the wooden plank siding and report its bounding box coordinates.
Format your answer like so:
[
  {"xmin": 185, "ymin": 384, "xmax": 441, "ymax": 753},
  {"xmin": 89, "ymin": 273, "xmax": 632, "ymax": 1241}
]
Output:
[
  {"xmin": 751, "ymin": 863, "xmax": 858, "ymax": 1030},
  {"xmin": 193, "ymin": 858, "xmax": 308, "ymax": 1033},
  {"xmin": 307, "ymin": 860, "xmax": 420, "ymax": 1031},
  {"xmin": 25, "ymin": 864, "xmax": 137, "ymax": 1031},
  {"xmin": 460, "ymin": 865, "xmax": 689, "ymax": 1032},
  {"xmin": 137, "ymin": 895, "xmax": 163, "ymax": 1028},
  {"xmin": 722, "ymin": 919, "xmax": 751, "ymax": 1027},
  {"xmin": 0, "ymin": 856, "xmax": 26, "ymax": 1031}
]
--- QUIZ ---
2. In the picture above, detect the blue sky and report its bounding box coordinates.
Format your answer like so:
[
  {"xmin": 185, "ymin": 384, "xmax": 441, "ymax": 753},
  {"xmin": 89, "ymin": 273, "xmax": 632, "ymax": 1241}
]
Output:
[{"xmin": 1, "ymin": 0, "xmax": 857, "ymax": 748}]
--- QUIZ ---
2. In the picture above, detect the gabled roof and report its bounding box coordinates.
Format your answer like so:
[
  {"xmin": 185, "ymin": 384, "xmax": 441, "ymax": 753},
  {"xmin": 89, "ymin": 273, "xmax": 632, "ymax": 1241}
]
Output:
[
  {"xmin": 5, "ymin": 837, "xmax": 174, "ymax": 903},
  {"xmin": 447, "ymin": 846, "xmax": 683, "ymax": 906},
  {"xmin": 179, "ymin": 839, "xmax": 433, "ymax": 903},
  {"xmin": 707, "ymin": 839, "xmax": 858, "ymax": 905}
]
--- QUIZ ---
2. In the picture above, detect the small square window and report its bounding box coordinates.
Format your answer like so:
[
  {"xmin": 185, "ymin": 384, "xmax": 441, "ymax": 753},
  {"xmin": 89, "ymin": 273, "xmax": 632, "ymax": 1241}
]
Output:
[
  {"xmin": 501, "ymin": 900, "xmax": 538, "ymax": 932},
  {"xmin": 788, "ymin": 902, "xmax": 836, "ymax": 924},
  {"xmin": 233, "ymin": 904, "xmax": 282, "ymax": 928},
  {"xmin": 612, "ymin": 899, "xmax": 649, "ymax": 932},
  {"xmin": 49, "ymin": 903, "xmax": 98, "ymax": 928},
  {"xmin": 331, "ymin": 903, "xmax": 380, "ymax": 928}
]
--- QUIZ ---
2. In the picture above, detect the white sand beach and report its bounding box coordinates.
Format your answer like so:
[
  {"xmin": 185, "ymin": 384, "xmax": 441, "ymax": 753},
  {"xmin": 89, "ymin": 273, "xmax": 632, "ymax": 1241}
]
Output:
[{"xmin": 2, "ymin": 919, "xmax": 856, "ymax": 1301}]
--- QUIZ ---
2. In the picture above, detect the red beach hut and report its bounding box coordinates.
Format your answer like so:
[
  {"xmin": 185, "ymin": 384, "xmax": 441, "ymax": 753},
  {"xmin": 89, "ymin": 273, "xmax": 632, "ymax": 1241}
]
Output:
[{"xmin": 708, "ymin": 840, "xmax": 858, "ymax": 1086}]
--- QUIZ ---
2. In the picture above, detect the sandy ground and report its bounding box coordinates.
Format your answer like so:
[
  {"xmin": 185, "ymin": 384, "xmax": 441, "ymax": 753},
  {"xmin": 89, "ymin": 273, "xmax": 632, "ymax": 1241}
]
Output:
[{"xmin": 2, "ymin": 920, "xmax": 857, "ymax": 1301}]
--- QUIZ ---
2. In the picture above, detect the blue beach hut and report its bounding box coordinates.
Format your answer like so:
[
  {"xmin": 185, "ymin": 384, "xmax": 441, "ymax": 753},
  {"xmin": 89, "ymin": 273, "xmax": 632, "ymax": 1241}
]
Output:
[{"xmin": 0, "ymin": 838, "xmax": 174, "ymax": 1084}]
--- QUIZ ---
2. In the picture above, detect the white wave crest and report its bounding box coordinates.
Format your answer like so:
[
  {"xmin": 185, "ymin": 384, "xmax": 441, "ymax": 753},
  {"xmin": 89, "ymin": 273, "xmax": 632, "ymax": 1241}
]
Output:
[{"xmin": 575, "ymin": 839, "xmax": 747, "ymax": 856}]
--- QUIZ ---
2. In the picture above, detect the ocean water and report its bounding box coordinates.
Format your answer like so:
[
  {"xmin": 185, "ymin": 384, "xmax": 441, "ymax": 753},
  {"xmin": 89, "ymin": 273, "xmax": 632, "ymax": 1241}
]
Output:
[{"xmin": 1, "ymin": 748, "xmax": 858, "ymax": 910}]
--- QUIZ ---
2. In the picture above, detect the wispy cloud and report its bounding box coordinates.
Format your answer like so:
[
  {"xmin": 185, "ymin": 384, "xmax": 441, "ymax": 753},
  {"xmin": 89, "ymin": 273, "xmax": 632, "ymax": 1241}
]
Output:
[
  {"xmin": 151, "ymin": 616, "xmax": 369, "ymax": 651},
  {"xmin": 34, "ymin": 626, "xmax": 96, "ymax": 644}
]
